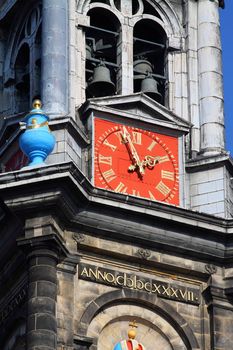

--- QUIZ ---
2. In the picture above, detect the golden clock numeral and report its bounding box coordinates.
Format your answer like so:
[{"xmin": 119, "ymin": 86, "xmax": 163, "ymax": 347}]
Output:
[
  {"xmin": 115, "ymin": 182, "xmax": 128, "ymax": 193},
  {"xmin": 103, "ymin": 139, "xmax": 117, "ymax": 152},
  {"xmin": 99, "ymin": 154, "xmax": 112, "ymax": 165},
  {"xmin": 148, "ymin": 191, "xmax": 156, "ymax": 200},
  {"xmin": 161, "ymin": 170, "xmax": 174, "ymax": 181},
  {"xmin": 147, "ymin": 140, "xmax": 157, "ymax": 152},
  {"xmin": 156, "ymin": 181, "xmax": 171, "ymax": 196},
  {"xmin": 102, "ymin": 169, "xmax": 117, "ymax": 183},
  {"xmin": 132, "ymin": 132, "xmax": 142, "ymax": 145},
  {"xmin": 132, "ymin": 189, "xmax": 140, "ymax": 197},
  {"xmin": 158, "ymin": 155, "xmax": 170, "ymax": 163}
]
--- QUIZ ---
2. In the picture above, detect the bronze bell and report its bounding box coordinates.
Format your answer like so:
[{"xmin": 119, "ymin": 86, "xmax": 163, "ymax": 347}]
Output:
[
  {"xmin": 87, "ymin": 62, "xmax": 115, "ymax": 97},
  {"xmin": 133, "ymin": 59, "xmax": 153, "ymax": 75},
  {"xmin": 141, "ymin": 74, "xmax": 162, "ymax": 103}
]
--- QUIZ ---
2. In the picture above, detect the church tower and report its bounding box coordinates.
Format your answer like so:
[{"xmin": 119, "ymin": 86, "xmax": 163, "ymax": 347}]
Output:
[{"xmin": 1, "ymin": 1, "xmax": 233, "ymax": 350}]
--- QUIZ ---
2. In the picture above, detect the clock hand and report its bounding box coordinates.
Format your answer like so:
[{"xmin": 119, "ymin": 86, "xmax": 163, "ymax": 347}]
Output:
[
  {"xmin": 121, "ymin": 126, "xmax": 145, "ymax": 175},
  {"xmin": 143, "ymin": 155, "xmax": 160, "ymax": 168}
]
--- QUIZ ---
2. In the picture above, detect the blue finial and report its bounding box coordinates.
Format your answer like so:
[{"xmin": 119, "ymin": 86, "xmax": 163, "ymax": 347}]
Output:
[{"xmin": 19, "ymin": 100, "xmax": 55, "ymax": 167}]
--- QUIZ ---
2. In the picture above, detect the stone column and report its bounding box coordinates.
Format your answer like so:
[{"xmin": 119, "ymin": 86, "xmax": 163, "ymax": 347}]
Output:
[
  {"xmin": 117, "ymin": 1, "xmax": 134, "ymax": 95},
  {"xmin": 18, "ymin": 234, "xmax": 68, "ymax": 350},
  {"xmin": 41, "ymin": 0, "xmax": 68, "ymax": 117},
  {"xmin": 198, "ymin": 0, "xmax": 225, "ymax": 155},
  {"xmin": 186, "ymin": 0, "xmax": 200, "ymax": 156}
]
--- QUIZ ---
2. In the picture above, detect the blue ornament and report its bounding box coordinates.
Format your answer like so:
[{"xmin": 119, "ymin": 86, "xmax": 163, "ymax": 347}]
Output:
[{"xmin": 19, "ymin": 100, "xmax": 55, "ymax": 167}]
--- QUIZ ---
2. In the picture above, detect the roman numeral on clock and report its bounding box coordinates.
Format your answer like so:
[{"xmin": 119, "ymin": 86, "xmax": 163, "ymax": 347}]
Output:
[
  {"xmin": 161, "ymin": 170, "xmax": 174, "ymax": 181},
  {"xmin": 132, "ymin": 132, "xmax": 142, "ymax": 145},
  {"xmin": 99, "ymin": 154, "xmax": 112, "ymax": 165},
  {"xmin": 148, "ymin": 191, "xmax": 156, "ymax": 200},
  {"xmin": 115, "ymin": 182, "xmax": 127, "ymax": 193},
  {"xmin": 147, "ymin": 140, "xmax": 157, "ymax": 152},
  {"xmin": 103, "ymin": 139, "xmax": 117, "ymax": 152},
  {"xmin": 102, "ymin": 169, "xmax": 117, "ymax": 183},
  {"xmin": 156, "ymin": 181, "xmax": 171, "ymax": 196},
  {"xmin": 158, "ymin": 155, "xmax": 170, "ymax": 163},
  {"xmin": 132, "ymin": 189, "xmax": 140, "ymax": 197}
]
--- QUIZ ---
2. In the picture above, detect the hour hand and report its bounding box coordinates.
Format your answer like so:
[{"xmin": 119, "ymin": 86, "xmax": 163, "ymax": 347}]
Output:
[{"xmin": 144, "ymin": 155, "xmax": 159, "ymax": 168}]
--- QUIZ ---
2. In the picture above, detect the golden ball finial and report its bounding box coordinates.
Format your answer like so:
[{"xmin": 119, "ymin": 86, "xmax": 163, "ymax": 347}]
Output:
[
  {"xmin": 32, "ymin": 99, "xmax": 42, "ymax": 109},
  {"xmin": 128, "ymin": 321, "xmax": 138, "ymax": 340}
]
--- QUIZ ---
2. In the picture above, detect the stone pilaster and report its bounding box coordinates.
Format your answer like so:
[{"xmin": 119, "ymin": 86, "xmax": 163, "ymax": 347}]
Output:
[
  {"xmin": 57, "ymin": 256, "xmax": 80, "ymax": 350},
  {"xmin": 197, "ymin": 0, "xmax": 225, "ymax": 155},
  {"xmin": 117, "ymin": 24, "xmax": 134, "ymax": 95},
  {"xmin": 18, "ymin": 234, "xmax": 68, "ymax": 350},
  {"xmin": 203, "ymin": 275, "xmax": 233, "ymax": 350},
  {"xmin": 41, "ymin": 0, "xmax": 68, "ymax": 117}
]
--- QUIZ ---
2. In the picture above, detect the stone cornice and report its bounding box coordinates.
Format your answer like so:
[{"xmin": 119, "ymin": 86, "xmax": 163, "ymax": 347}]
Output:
[{"xmin": 0, "ymin": 162, "xmax": 233, "ymax": 262}]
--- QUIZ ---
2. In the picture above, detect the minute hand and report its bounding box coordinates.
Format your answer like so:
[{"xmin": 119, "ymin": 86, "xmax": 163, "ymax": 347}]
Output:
[{"xmin": 121, "ymin": 127, "xmax": 144, "ymax": 175}]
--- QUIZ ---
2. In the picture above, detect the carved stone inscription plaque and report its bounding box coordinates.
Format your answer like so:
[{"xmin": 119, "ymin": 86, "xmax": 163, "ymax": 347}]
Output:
[{"xmin": 79, "ymin": 264, "xmax": 200, "ymax": 305}]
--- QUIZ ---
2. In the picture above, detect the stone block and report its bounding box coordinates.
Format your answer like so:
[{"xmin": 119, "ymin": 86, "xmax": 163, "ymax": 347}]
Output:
[
  {"xmin": 37, "ymin": 281, "xmax": 57, "ymax": 299},
  {"xmin": 28, "ymin": 297, "xmax": 56, "ymax": 315},
  {"xmin": 27, "ymin": 330, "xmax": 56, "ymax": 348},
  {"xmin": 29, "ymin": 265, "xmax": 57, "ymax": 284},
  {"xmin": 28, "ymin": 282, "xmax": 37, "ymax": 298},
  {"xmin": 36, "ymin": 314, "xmax": 57, "ymax": 332}
]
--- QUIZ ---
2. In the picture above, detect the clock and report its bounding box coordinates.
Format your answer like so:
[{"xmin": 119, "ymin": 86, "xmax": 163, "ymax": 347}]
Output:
[{"xmin": 94, "ymin": 118, "xmax": 179, "ymax": 205}]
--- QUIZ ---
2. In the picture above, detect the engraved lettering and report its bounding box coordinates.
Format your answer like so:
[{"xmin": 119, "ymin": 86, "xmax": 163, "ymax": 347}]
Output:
[
  {"xmin": 78, "ymin": 264, "xmax": 200, "ymax": 305},
  {"xmin": 106, "ymin": 273, "xmax": 115, "ymax": 283},
  {"xmin": 179, "ymin": 289, "xmax": 187, "ymax": 300},
  {"xmin": 152, "ymin": 284, "xmax": 162, "ymax": 294},
  {"xmin": 81, "ymin": 267, "xmax": 89, "ymax": 277},
  {"xmin": 89, "ymin": 268, "xmax": 98, "ymax": 279},
  {"xmin": 162, "ymin": 285, "xmax": 170, "ymax": 296},
  {"xmin": 170, "ymin": 287, "xmax": 179, "ymax": 298},
  {"xmin": 97, "ymin": 270, "xmax": 106, "ymax": 281},
  {"xmin": 116, "ymin": 275, "xmax": 124, "ymax": 286}
]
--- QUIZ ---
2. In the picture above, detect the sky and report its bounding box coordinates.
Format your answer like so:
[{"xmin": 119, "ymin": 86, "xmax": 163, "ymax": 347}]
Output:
[{"xmin": 220, "ymin": 1, "xmax": 233, "ymax": 155}]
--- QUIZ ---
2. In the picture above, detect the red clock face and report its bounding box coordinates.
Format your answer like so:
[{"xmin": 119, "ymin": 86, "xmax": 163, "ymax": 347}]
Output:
[{"xmin": 94, "ymin": 118, "xmax": 179, "ymax": 205}]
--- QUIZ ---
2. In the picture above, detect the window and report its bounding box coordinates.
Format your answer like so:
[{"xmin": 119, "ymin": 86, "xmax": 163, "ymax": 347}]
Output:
[{"xmin": 3, "ymin": 4, "xmax": 42, "ymax": 114}]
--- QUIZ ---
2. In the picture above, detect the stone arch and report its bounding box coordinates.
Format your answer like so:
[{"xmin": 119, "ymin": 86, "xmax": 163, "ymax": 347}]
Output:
[
  {"xmin": 77, "ymin": 0, "xmax": 183, "ymax": 39},
  {"xmin": 4, "ymin": 1, "xmax": 41, "ymax": 79},
  {"xmin": 78, "ymin": 289, "xmax": 200, "ymax": 350},
  {"xmin": 3, "ymin": 0, "xmax": 42, "ymax": 113},
  {"xmin": 144, "ymin": 0, "xmax": 183, "ymax": 38}
]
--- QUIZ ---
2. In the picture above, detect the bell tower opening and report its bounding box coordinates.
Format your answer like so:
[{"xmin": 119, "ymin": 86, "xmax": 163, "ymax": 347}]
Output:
[
  {"xmin": 85, "ymin": 8, "xmax": 120, "ymax": 98},
  {"xmin": 133, "ymin": 19, "xmax": 166, "ymax": 104}
]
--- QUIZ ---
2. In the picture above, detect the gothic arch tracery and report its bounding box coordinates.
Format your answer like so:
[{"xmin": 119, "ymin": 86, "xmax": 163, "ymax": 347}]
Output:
[{"xmin": 3, "ymin": 1, "xmax": 42, "ymax": 113}]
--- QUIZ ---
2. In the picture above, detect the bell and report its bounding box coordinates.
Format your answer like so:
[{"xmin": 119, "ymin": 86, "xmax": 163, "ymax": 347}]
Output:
[
  {"xmin": 133, "ymin": 59, "xmax": 153, "ymax": 75},
  {"xmin": 141, "ymin": 74, "xmax": 162, "ymax": 103},
  {"xmin": 87, "ymin": 62, "xmax": 115, "ymax": 97}
]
